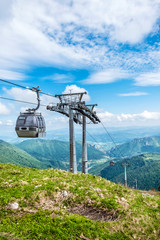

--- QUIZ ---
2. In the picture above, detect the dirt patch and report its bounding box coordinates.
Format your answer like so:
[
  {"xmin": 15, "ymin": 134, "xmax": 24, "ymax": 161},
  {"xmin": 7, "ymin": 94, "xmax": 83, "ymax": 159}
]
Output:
[
  {"xmin": 116, "ymin": 197, "xmax": 129, "ymax": 208},
  {"xmin": 139, "ymin": 190, "xmax": 159, "ymax": 196},
  {"xmin": 34, "ymin": 194, "xmax": 58, "ymax": 211},
  {"xmin": 68, "ymin": 205, "xmax": 119, "ymax": 222},
  {"xmin": 10, "ymin": 171, "xmax": 23, "ymax": 175},
  {"xmin": 0, "ymin": 232, "xmax": 19, "ymax": 240},
  {"xmin": 33, "ymin": 190, "xmax": 73, "ymax": 210}
]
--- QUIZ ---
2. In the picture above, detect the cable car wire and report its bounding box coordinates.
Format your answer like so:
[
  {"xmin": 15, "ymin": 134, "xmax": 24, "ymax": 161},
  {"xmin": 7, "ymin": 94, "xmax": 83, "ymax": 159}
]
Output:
[
  {"xmin": 86, "ymin": 129, "xmax": 100, "ymax": 144},
  {"xmin": 0, "ymin": 79, "xmax": 55, "ymax": 98},
  {"xmin": 0, "ymin": 79, "xmax": 127, "ymax": 159},
  {"xmin": 0, "ymin": 96, "xmax": 47, "ymax": 107},
  {"xmin": 100, "ymin": 120, "xmax": 125, "ymax": 159},
  {"xmin": 0, "ymin": 96, "xmax": 122, "ymax": 158}
]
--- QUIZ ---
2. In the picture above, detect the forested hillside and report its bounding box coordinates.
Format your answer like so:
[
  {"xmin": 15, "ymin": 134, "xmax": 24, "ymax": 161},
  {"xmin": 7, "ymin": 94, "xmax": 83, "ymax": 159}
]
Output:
[
  {"xmin": 16, "ymin": 139, "xmax": 105, "ymax": 171},
  {"xmin": 1, "ymin": 138, "xmax": 160, "ymax": 190},
  {"xmin": 0, "ymin": 140, "xmax": 48, "ymax": 169},
  {"xmin": 108, "ymin": 135, "xmax": 160, "ymax": 158},
  {"xmin": 100, "ymin": 153, "xmax": 160, "ymax": 190}
]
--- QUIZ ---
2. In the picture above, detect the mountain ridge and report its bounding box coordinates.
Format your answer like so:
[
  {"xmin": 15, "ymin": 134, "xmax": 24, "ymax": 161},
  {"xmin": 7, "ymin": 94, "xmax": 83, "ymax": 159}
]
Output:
[
  {"xmin": 108, "ymin": 135, "xmax": 160, "ymax": 158},
  {"xmin": 100, "ymin": 153, "xmax": 160, "ymax": 190},
  {"xmin": 0, "ymin": 140, "xmax": 49, "ymax": 169},
  {"xmin": 16, "ymin": 139, "xmax": 106, "ymax": 171}
]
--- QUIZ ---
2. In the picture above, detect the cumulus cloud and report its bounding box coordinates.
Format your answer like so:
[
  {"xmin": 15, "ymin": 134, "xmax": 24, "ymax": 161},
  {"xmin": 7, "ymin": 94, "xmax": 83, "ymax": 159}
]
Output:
[
  {"xmin": 4, "ymin": 87, "xmax": 37, "ymax": 103},
  {"xmin": 97, "ymin": 109, "xmax": 160, "ymax": 126},
  {"xmin": 4, "ymin": 87, "xmax": 56, "ymax": 103},
  {"xmin": 118, "ymin": 92, "xmax": 148, "ymax": 97},
  {"xmin": 63, "ymin": 85, "xmax": 90, "ymax": 102},
  {"xmin": 3, "ymin": 87, "xmax": 58, "ymax": 116},
  {"xmin": 0, "ymin": 102, "xmax": 10, "ymax": 115},
  {"xmin": 6, "ymin": 120, "xmax": 13, "ymax": 126}
]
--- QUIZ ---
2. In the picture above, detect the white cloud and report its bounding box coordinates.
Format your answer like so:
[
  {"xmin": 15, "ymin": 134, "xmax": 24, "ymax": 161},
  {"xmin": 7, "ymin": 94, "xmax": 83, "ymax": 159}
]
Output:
[
  {"xmin": 62, "ymin": 85, "xmax": 90, "ymax": 102},
  {"xmin": 118, "ymin": 92, "xmax": 148, "ymax": 97},
  {"xmin": 108, "ymin": 0, "xmax": 160, "ymax": 44},
  {"xmin": 97, "ymin": 109, "xmax": 160, "ymax": 126},
  {"xmin": 135, "ymin": 72, "xmax": 160, "ymax": 86},
  {"xmin": 4, "ymin": 87, "xmax": 37, "ymax": 103},
  {"xmin": 0, "ymin": 102, "xmax": 10, "ymax": 115},
  {"xmin": 0, "ymin": 70, "xmax": 26, "ymax": 81},
  {"xmin": 6, "ymin": 120, "xmax": 13, "ymax": 126},
  {"xmin": 83, "ymin": 69, "xmax": 128, "ymax": 84},
  {"xmin": 3, "ymin": 87, "xmax": 58, "ymax": 116},
  {"xmin": 43, "ymin": 73, "xmax": 74, "ymax": 83},
  {"xmin": 0, "ymin": 0, "xmax": 159, "ymax": 74},
  {"xmin": 140, "ymin": 110, "xmax": 160, "ymax": 120},
  {"xmin": 0, "ymin": 0, "xmax": 14, "ymax": 23}
]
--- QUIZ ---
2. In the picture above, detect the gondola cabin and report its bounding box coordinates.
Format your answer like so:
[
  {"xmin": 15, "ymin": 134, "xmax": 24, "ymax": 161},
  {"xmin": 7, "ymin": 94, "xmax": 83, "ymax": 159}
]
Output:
[
  {"xmin": 110, "ymin": 160, "xmax": 115, "ymax": 166},
  {"xmin": 15, "ymin": 112, "xmax": 46, "ymax": 138}
]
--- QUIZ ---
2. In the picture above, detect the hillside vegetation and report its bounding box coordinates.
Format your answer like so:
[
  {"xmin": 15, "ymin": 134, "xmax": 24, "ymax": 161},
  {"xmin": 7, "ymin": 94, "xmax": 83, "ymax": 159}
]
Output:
[
  {"xmin": 16, "ymin": 139, "xmax": 105, "ymax": 170},
  {"xmin": 0, "ymin": 163, "xmax": 159, "ymax": 240},
  {"xmin": 108, "ymin": 135, "xmax": 160, "ymax": 158},
  {"xmin": 0, "ymin": 140, "xmax": 48, "ymax": 169},
  {"xmin": 1, "ymin": 139, "xmax": 160, "ymax": 191},
  {"xmin": 100, "ymin": 153, "xmax": 160, "ymax": 190}
]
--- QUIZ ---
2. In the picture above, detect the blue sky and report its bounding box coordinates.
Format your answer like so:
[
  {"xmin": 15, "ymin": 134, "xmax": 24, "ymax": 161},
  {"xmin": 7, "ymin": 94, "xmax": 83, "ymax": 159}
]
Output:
[{"xmin": 1, "ymin": 0, "xmax": 160, "ymax": 134}]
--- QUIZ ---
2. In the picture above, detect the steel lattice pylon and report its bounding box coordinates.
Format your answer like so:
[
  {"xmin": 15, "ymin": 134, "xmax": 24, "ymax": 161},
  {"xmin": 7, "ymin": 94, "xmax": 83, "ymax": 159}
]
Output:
[{"xmin": 47, "ymin": 92, "xmax": 100, "ymax": 174}]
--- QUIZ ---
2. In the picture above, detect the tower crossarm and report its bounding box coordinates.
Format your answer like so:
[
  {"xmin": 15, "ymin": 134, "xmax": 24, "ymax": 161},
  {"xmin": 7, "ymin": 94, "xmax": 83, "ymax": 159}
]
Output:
[
  {"xmin": 55, "ymin": 92, "xmax": 87, "ymax": 104},
  {"xmin": 72, "ymin": 106, "xmax": 97, "ymax": 124},
  {"xmin": 74, "ymin": 103, "xmax": 100, "ymax": 123},
  {"xmin": 46, "ymin": 104, "xmax": 82, "ymax": 124}
]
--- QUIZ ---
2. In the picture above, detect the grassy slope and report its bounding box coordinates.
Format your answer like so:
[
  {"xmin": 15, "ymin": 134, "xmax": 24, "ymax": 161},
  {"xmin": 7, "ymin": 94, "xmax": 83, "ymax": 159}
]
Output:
[
  {"xmin": 0, "ymin": 140, "xmax": 48, "ymax": 169},
  {"xmin": 0, "ymin": 163, "xmax": 160, "ymax": 240},
  {"xmin": 100, "ymin": 153, "xmax": 160, "ymax": 190},
  {"xmin": 16, "ymin": 139, "xmax": 105, "ymax": 171}
]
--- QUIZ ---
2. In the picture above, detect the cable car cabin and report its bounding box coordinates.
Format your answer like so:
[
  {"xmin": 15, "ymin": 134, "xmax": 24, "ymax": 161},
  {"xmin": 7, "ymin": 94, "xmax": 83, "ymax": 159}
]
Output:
[
  {"xmin": 15, "ymin": 112, "xmax": 46, "ymax": 138},
  {"xmin": 110, "ymin": 160, "xmax": 115, "ymax": 166}
]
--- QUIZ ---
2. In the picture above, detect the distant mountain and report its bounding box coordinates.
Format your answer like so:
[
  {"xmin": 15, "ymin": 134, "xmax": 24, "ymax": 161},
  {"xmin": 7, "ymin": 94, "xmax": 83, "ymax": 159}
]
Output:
[
  {"xmin": 108, "ymin": 135, "xmax": 160, "ymax": 158},
  {"xmin": 0, "ymin": 140, "xmax": 48, "ymax": 169},
  {"xmin": 2, "ymin": 126, "xmax": 160, "ymax": 145},
  {"xmin": 100, "ymin": 153, "xmax": 160, "ymax": 190},
  {"xmin": 16, "ymin": 139, "xmax": 105, "ymax": 171}
]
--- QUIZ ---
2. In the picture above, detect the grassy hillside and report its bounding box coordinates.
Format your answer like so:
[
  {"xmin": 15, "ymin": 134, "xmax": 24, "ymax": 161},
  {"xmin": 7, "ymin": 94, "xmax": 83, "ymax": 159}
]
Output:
[
  {"xmin": 100, "ymin": 153, "xmax": 160, "ymax": 190},
  {"xmin": 108, "ymin": 135, "xmax": 160, "ymax": 158},
  {"xmin": 0, "ymin": 163, "xmax": 159, "ymax": 240},
  {"xmin": 16, "ymin": 139, "xmax": 105, "ymax": 171},
  {"xmin": 0, "ymin": 140, "xmax": 49, "ymax": 169}
]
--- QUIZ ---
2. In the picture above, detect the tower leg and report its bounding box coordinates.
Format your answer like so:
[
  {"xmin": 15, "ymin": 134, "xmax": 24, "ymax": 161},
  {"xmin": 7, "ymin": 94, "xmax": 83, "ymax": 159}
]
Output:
[
  {"xmin": 124, "ymin": 165, "xmax": 127, "ymax": 187},
  {"xmin": 82, "ymin": 115, "xmax": 88, "ymax": 174},
  {"xmin": 69, "ymin": 106, "xmax": 77, "ymax": 173}
]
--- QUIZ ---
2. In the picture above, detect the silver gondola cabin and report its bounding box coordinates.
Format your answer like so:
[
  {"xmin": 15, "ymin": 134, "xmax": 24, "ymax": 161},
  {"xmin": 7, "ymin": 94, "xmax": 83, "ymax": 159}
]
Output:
[{"xmin": 15, "ymin": 86, "xmax": 46, "ymax": 138}]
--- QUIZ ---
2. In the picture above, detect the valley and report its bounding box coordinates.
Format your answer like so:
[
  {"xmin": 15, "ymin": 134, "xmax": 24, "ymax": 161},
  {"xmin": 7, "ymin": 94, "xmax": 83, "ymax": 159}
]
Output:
[{"xmin": 0, "ymin": 133, "xmax": 160, "ymax": 191}]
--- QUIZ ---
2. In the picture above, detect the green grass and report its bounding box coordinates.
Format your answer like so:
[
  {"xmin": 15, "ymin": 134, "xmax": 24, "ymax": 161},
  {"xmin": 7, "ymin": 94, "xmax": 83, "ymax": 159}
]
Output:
[{"xmin": 0, "ymin": 163, "xmax": 160, "ymax": 239}]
